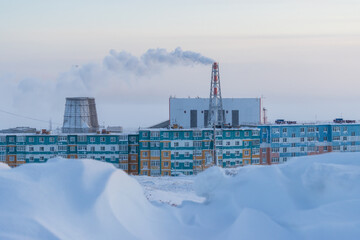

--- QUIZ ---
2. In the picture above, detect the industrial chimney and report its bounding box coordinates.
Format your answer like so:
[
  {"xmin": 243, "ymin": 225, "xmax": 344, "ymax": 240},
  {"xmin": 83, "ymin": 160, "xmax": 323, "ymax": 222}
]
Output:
[
  {"xmin": 62, "ymin": 97, "xmax": 99, "ymax": 133},
  {"xmin": 208, "ymin": 62, "xmax": 225, "ymax": 127}
]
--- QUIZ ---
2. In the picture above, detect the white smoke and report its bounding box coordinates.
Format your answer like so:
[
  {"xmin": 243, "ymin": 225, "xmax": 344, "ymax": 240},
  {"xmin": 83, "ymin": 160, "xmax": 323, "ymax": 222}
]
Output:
[{"xmin": 103, "ymin": 47, "xmax": 214, "ymax": 76}]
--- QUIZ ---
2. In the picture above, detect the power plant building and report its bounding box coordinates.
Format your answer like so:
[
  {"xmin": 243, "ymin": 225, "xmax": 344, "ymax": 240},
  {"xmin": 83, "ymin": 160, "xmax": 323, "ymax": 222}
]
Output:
[{"xmin": 169, "ymin": 97, "xmax": 261, "ymax": 128}]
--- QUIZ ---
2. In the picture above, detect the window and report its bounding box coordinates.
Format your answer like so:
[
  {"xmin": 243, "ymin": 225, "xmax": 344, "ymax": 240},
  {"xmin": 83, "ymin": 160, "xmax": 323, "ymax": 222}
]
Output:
[
  {"xmin": 324, "ymin": 136, "xmax": 328, "ymax": 141},
  {"xmin": 308, "ymin": 127, "xmax": 315, "ymax": 132},
  {"xmin": 308, "ymin": 137, "xmax": 315, "ymax": 141},
  {"xmin": 291, "ymin": 143, "xmax": 296, "ymax": 147},
  {"xmin": 244, "ymin": 150, "xmax": 250, "ymax": 156},
  {"xmin": 17, "ymin": 136, "xmax": 25, "ymax": 142},
  {"xmin": 90, "ymin": 137, "xmax": 95, "ymax": 143},
  {"xmin": 300, "ymin": 147, "xmax": 305, "ymax": 151},
  {"xmin": 272, "ymin": 128, "xmax": 279, "ymax": 134},
  {"xmin": 244, "ymin": 141, "xmax": 249, "ymax": 146},
  {"xmin": 333, "ymin": 146, "xmax": 340, "ymax": 151},
  {"xmin": 193, "ymin": 131, "xmax": 202, "ymax": 137},
  {"xmin": 235, "ymin": 131, "xmax": 240, "ymax": 137},
  {"xmin": 343, "ymin": 127, "xmax": 348, "ymax": 132},
  {"xmin": 151, "ymin": 150, "xmax": 160, "ymax": 157},
  {"xmin": 300, "ymin": 128, "xmax": 305, "ymax": 133},
  {"xmin": 69, "ymin": 137, "xmax": 75, "ymax": 142},
  {"xmin": 111, "ymin": 156, "xmax": 116, "ymax": 162},
  {"xmin": 163, "ymin": 162, "xmax": 169, "ymax": 167},
  {"xmin": 119, "ymin": 154, "xmax": 128, "ymax": 160},
  {"xmin": 324, "ymin": 146, "xmax": 328, "ymax": 151},
  {"xmin": 272, "ymin": 148, "xmax": 279, "ymax": 153},
  {"xmin": 29, "ymin": 137, "xmax": 34, "ymax": 143},
  {"xmin": 59, "ymin": 136, "xmax": 67, "ymax": 142},
  {"xmin": 271, "ymin": 157, "xmax": 279, "ymax": 163},
  {"xmin": 184, "ymin": 162, "xmax": 190, "ymax": 167},
  {"xmin": 8, "ymin": 137, "xmax": 15, "ymax": 143},
  {"xmin": 283, "ymin": 147, "xmax": 287, "ymax": 153},
  {"xmin": 185, "ymin": 142, "xmax": 190, "ymax": 147},
  {"xmin": 252, "ymin": 130, "xmax": 260, "ymax": 136},
  {"xmin": 333, "ymin": 126, "xmax": 340, "ymax": 132},
  {"xmin": 282, "ymin": 138, "xmax": 287, "ymax": 143},
  {"xmin": 184, "ymin": 132, "xmax": 190, "ymax": 138},
  {"xmin": 194, "ymin": 141, "xmax": 202, "ymax": 147},
  {"xmin": 204, "ymin": 141, "xmax": 210, "ymax": 147},
  {"xmin": 50, "ymin": 147, "xmax": 55, "ymax": 152},
  {"xmin": 226, "ymin": 132, "xmax": 231, "ymax": 137},
  {"xmin": 39, "ymin": 156, "xmax": 45, "ymax": 162},
  {"xmin": 244, "ymin": 131, "xmax": 249, "ymax": 137},
  {"xmin": 174, "ymin": 142, "xmax": 179, "ymax": 147},
  {"xmin": 333, "ymin": 136, "xmax": 340, "ymax": 141},
  {"xmin": 272, "ymin": 138, "xmax": 279, "ymax": 143},
  {"xmin": 163, "ymin": 132, "xmax": 169, "ymax": 138},
  {"xmin": 163, "ymin": 142, "xmax": 169, "ymax": 148},
  {"xmin": 253, "ymin": 149, "xmax": 260, "ymax": 155},
  {"xmin": 235, "ymin": 141, "xmax": 240, "ymax": 146},
  {"xmin": 175, "ymin": 162, "xmax": 179, "ymax": 167},
  {"xmin": 151, "ymin": 131, "xmax": 160, "ymax": 138},
  {"xmin": 204, "ymin": 132, "xmax": 210, "ymax": 137},
  {"xmin": 100, "ymin": 156, "xmax": 106, "ymax": 161},
  {"xmin": 40, "ymin": 147, "xmax": 45, "ymax": 152},
  {"xmin": 194, "ymin": 150, "xmax": 202, "ymax": 156},
  {"xmin": 100, "ymin": 146, "xmax": 105, "ymax": 151},
  {"xmin": 174, "ymin": 152, "xmax": 179, "ymax": 157},
  {"xmin": 8, "ymin": 146, "xmax": 15, "ymax": 152},
  {"xmin": 78, "ymin": 136, "xmax": 86, "ymax": 142},
  {"xmin": 163, "ymin": 152, "xmax": 169, "ymax": 157},
  {"xmin": 110, "ymin": 137, "xmax": 116, "ymax": 142},
  {"xmin": 142, "ymin": 142, "xmax": 148, "ymax": 147},
  {"xmin": 100, "ymin": 137, "xmax": 105, "ymax": 142},
  {"xmin": 173, "ymin": 132, "xmax": 179, "ymax": 138},
  {"xmin": 226, "ymin": 151, "xmax": 230, "ymax": 156},
  {"xmin": 142, "ymin": 132, "xmax": 148, "ymax": 137},
  {"xmin": 111, "ymin": 146, "xmax": 116, "ymax": 151},
  {"xmin": 131, "ymin": 165, "xmax": 137, "ymax": 170},
  {"xmin": 29, "ymin": 146, "xmax": 34, "ymax": 152},
  {"xmin": 226, "ymin": 141, "xmax": 231, "ymax": 146},
  {"xmin": 142, "ymin": 152, "xmax": 148, "ymax": 157},
  {"xmin": 343, "ymin": 136, "xmax": 347, "ymax": 141},
  {"xmin": 131, "ymin": 155, "xmax": 137, "ymax": 161},
  {"xmin": 282, "ymin": 128, "xmax": 287, "ymax": 133},
  {"xmin": 90, "ymin": 146, "xmax": 95, "ymax": 152},
  {"xmin": 301, "ymin": 137, "xmax": 305, "ymax": 142},
  {"xmin": 17, "ymin": 146, "xmax": 25, "ymax": 151},
  {"xmin": 235, "ymin": 151, "xmax": 240, "ymax": 156},
  {"xmin": 291, "ymin": 133, "xmax": 296, "ymax": 138},
  {"xmin": 185, "ymin": 152, "xmax": 190, "ymax": 157}
]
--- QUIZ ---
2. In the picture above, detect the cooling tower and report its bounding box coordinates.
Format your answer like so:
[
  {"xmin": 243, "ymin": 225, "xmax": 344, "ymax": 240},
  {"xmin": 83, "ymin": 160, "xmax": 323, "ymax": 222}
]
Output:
[{"xmin": 62, "ymin": 97, "xmax": 99, "ymax": 133}]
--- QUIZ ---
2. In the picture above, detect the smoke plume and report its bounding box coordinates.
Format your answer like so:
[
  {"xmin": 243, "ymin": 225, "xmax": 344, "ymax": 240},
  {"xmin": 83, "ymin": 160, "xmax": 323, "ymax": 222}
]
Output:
[{"xmin": 103, "ymin": 47, "xmax": 214, "ymax": 76}]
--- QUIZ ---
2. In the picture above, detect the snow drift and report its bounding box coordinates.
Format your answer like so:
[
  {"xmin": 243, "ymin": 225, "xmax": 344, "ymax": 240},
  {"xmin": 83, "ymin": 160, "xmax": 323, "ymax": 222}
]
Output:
[{"xmin": 1, "ymin": 153, "xmax": 360, "ymax": 240}]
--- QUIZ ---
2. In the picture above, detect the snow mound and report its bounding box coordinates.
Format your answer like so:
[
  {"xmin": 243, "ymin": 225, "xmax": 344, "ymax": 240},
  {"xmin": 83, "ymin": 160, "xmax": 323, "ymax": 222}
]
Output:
[{"xmin": 1, "ymin": 153, "xmax": 360, "ymax": 240}]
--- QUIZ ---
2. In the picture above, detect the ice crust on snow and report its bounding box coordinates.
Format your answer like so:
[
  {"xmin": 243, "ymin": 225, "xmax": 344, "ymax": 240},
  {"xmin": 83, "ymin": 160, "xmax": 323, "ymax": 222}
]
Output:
[{"xmin": 1, "ymin": 153, "xmax": 360, "ymax": 239}]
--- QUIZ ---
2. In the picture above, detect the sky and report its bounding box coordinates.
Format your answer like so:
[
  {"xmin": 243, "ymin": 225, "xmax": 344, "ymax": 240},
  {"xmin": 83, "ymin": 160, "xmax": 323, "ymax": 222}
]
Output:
[{"xmin": 1, "ymin": 0, "xmax": 360, "ymax": 130}]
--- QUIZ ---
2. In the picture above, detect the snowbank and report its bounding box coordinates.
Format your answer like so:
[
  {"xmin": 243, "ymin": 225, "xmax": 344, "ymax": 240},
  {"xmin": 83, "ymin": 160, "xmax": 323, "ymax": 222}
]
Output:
[{"xmin": 1, "ymin": 153, "xmax": 360, "ymax": 239}]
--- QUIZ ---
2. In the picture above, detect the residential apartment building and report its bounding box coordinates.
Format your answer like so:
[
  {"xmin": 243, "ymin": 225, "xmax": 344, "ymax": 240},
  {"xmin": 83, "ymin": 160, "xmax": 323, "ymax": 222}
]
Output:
[
  {"xmin": 138, "ymin": 128, "xmax": 261, "ymax": 176},
  {"xmin": 1, "ymin": 120, "xmax": 359, "ymax": 176},
  {"xmin": 259, "ymin": 121, "xmax": 360, "ymax": 164}
]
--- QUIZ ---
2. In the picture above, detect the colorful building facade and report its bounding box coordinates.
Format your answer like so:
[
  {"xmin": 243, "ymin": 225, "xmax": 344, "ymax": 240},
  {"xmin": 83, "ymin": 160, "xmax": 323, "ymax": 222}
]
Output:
[{"xmin": 1, "ymin": 121, "xmax": 360, "ymax": 176}]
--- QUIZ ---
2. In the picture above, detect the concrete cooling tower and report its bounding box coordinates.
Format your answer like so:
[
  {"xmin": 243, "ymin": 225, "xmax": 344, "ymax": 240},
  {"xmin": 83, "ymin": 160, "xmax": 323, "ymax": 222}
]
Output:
[{"xmin": 62, "ymin": 97, "xmax": 99, "ymax": 133}]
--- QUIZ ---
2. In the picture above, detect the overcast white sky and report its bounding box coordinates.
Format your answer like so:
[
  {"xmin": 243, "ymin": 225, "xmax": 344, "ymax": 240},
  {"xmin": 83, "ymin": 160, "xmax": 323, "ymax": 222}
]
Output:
[{"xmin": 1, "ymin": 0, "xmax": 360, "ymax": 130}]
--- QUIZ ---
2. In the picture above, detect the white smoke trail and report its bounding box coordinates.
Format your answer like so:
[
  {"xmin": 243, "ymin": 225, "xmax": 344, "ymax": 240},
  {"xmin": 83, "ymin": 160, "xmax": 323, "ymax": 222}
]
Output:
[{"xmin": 103, "ymin": 47, "xmax": 214, "ymax": 76}]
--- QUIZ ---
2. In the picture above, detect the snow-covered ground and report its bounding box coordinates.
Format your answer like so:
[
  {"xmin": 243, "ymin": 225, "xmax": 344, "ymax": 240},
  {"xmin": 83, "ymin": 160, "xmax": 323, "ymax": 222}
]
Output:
[
  {"xmin": 1, "ymin": 152, "xmax": 360, "ymax": 239},
  {"xmin": 134, "ymin": 175, "xmax": 205, "ymax": 206}
]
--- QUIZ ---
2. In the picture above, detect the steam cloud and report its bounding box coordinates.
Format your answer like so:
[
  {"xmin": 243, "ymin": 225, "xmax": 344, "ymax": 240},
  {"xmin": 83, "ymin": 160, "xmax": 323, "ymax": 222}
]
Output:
[
  {"xmin": 103, "ymin": 47, "xmax": 214, "ymax": 76},
  {"xmin": 15, "ymin": 47, "xmax": 214, "ymax": 109}
]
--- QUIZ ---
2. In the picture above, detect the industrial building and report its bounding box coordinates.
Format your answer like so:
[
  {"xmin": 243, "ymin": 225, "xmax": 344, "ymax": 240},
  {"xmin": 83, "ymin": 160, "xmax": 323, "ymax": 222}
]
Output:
[{"xmin": 169, "ymin": 97, "xmax": 261, "ymax": 128}]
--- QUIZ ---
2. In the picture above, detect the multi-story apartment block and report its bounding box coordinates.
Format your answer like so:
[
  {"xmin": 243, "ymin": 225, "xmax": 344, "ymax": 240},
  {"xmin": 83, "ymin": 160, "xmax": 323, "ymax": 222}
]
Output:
[
  {"xmin": 138, "ymin": 128, "xmax": 261, "ymax": 176},
  {"xmin": 259, "ymin": 120, "xmax": 360, "ymax": 164},
  {"xmin": 0, "ymin": 132, "xmax": 128, "ymax": 169},
  {"xmin": 1, "ymin": 119, "xmax": 359, "ymax": 176}
]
